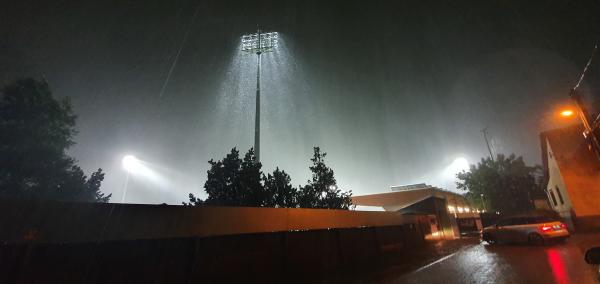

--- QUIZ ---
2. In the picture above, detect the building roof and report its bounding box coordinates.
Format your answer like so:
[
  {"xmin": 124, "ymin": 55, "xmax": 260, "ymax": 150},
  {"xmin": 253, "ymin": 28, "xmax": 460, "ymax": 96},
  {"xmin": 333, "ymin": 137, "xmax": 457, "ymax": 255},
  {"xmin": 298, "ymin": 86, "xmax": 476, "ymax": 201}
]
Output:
[{"xmin": 352, "ymin": 185, "xmax": 468, "ymax": 211}]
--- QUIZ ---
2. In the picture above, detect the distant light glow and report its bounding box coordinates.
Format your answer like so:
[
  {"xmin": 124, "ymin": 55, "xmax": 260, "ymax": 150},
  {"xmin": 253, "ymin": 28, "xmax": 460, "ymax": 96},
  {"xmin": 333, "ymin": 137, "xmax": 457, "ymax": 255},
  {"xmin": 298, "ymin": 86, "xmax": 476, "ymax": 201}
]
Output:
[
  {"xmin": 457, "ymin": 206, "xmax": 464, "ymax": 213},
  {"xmin": 447, "ymin": 205, "xmax": 456, "ymax": 213},
  {"xmin": 451, "ymin": 157, "xmax": 470, "ymax": 173},
  {"xmin": 121, "ymin": 155, "xmax": 168, "ymax": 188},
  {"xmin": 560, "ymin": 109, "xmax": 574, "ymax": 117},
  {"xmin": 122, "ymin": 155, "xmax": 140, "ymax": 172}
]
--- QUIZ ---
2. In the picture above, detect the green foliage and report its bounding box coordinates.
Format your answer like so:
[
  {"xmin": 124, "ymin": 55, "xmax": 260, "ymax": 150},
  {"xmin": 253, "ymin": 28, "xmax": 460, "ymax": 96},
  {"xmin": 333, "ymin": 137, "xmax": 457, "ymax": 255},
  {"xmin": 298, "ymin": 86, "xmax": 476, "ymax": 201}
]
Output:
[
  {"xmin": 203, "ymin": 148, "xmax": 244, "ymax": 206},
  {"xmin": 239, "ymin": 149, "xmax": 266, "ymax": 207},
  {"xmin": 297, "ymin": 147, "xmax": 352, "ymax": 209},
  {"xmin": 186, "ymin": 148, "xmax": 269, "ymax": 207},
  {"xmin": 456, "ymin": 154, "xmax": 541, "ymax": 215},
  {"xmin": 264, "ymin": 168, "xmax": 297, "ymax": 208},
  {"xmin": 186, "ymin": 147, "xmax": 352, "ymax": 210},
  {"xmin": 0, "ymin": 78, "xmax": 111, "ymax": 202}
]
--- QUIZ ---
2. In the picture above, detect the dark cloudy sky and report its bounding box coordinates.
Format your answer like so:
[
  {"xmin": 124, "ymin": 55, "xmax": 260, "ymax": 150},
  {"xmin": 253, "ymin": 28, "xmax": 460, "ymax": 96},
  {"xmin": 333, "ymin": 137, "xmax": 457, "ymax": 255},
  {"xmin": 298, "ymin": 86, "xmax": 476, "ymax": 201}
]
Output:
[{"xmin": 2, "ymin": 0, "xmax": 600, "ymax": 204}]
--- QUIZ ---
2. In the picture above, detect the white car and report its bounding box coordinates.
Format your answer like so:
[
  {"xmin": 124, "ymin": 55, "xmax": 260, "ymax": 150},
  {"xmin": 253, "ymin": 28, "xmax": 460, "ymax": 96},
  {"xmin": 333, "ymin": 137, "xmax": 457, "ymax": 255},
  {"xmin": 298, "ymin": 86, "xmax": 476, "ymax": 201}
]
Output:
[{"xmin": 481, "ymin": 216, "xmax": 569, "ymax": 245}]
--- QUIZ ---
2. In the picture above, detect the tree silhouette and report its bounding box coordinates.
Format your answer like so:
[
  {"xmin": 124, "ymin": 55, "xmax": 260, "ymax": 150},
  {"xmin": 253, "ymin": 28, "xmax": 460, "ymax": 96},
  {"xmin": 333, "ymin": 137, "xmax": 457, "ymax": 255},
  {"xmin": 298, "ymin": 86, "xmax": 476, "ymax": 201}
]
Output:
[
  {"xmin": 0, "ymin": 78, "xmax": 110, "ymax": 202},
  {"xmin": 297, "ymin": 147, "xmax": 352, "ymax": 209},
  {"xmin": 186, "ymin": 148, "xmax": 269, "ymax": 207},
  {"xmin": 457, "ymin": 154, "xmax": 541, "ymax": 214},
  {"xmin": 203, "ymin": 148, "xmax": 243, "ymax": 206},
  {"xmin": 186, "ymin": 147, "xmax": 351, "ymax": 210},
  {"xmin": 264, "ymin": 168, "xmax": 297, "ymax": 208},
  {"xmin": 239, "ymin": 149, "xmax": 266, "ymax": 206}
]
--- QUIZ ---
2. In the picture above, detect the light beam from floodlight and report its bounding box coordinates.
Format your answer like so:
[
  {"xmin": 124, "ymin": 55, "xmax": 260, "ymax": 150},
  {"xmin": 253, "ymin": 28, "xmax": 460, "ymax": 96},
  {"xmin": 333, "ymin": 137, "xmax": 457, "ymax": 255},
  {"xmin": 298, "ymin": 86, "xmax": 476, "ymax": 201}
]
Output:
[
  {"xmin": 122, "ymin": 155, "xmax": 140, "ymax": 173},
  {"xmin": 241, "ymin": 29, "xmax": 279, "ymax": 163},
  {"xmin": 121, "ymin": 155, "xmax": 139, "ymax": 203}
]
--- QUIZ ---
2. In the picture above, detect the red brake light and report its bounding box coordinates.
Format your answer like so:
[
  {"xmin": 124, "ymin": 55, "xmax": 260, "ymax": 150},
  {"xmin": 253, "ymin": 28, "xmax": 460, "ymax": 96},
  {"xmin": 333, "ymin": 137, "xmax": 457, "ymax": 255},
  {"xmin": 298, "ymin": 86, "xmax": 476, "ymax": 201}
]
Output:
[
  {"xmin": 540, "ymin": 225, "xmax": 552, "ymax": 232},
  {"xmin": 560, "ymin": 223, "xmax": 566, "ymax": 229}
]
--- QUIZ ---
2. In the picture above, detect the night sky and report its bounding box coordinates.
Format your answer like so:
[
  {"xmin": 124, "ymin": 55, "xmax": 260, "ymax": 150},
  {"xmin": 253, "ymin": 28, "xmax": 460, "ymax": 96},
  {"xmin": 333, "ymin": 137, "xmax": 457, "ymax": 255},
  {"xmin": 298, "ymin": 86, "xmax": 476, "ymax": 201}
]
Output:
[{"xmin": 2, "ymin": 0, "xmax": 600, "ymax": 204}]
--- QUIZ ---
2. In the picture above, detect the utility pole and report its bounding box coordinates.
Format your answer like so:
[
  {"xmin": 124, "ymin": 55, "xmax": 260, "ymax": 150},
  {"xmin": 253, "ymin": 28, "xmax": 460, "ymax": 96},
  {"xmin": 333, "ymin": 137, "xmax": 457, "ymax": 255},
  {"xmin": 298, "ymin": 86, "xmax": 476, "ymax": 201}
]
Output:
[
  {"xmin": 241, "ymin": 29, "xmax": 278, "ymax": 163},
  {"xmin": 569, "ymin": 44, "xmax": 600, "ymax": 164},
  {"xmin": 481, "ymin": 127, "xmax": 494, "ymax": 161}
]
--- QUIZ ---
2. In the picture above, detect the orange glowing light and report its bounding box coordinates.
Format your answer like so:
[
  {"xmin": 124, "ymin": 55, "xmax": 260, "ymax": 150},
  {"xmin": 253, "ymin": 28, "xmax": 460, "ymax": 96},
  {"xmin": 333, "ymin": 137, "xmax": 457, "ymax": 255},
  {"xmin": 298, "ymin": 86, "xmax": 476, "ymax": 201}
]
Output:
[{"xmin": 560, "ymin": 110, "xmax": 574, "ymax": 117}]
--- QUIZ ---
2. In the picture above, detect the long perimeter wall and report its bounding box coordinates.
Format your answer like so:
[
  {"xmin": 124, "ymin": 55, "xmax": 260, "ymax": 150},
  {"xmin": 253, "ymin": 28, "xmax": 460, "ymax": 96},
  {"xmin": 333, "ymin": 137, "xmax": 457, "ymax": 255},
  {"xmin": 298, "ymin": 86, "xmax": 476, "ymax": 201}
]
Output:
[{"xmin": 0, "ymin": 200, "xmax": 427, "ymax": 243}]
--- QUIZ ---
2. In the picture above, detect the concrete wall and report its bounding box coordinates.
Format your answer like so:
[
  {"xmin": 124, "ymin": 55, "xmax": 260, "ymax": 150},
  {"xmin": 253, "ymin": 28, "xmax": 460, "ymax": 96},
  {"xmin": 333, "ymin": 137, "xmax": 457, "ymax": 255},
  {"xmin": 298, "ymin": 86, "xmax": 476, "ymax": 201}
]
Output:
[
  {"xmin": 0, "ymin": 200, "xmax": 424, "ymax": 243},
  {"xmin": 0, "ymin": 200, "xmax": 429, "ymax": 282},
  {"xmin": 0, "ymin": 223, "xmax": 427, "ymax": 283}
]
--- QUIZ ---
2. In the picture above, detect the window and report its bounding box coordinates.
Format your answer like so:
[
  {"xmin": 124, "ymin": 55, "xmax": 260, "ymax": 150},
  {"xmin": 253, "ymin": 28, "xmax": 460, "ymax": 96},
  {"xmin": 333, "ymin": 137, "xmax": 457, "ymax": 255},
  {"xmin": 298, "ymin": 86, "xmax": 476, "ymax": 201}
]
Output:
[
  {"xmin": 555, "ymin": 186, "xmax": 564, "ymax": 205},
  {"xmin": 549, "ymin": 190, "xmax": 558, "ymax": 207}
]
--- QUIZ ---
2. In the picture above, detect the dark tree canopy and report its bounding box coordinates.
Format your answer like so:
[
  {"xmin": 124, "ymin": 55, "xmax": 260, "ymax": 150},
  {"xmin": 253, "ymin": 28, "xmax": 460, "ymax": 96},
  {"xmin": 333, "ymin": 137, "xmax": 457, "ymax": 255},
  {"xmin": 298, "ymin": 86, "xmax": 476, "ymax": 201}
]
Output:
[
  {"xmin": 264, "ymin": 168, "xmax": 297, "ymax": 208},
  {"xmin": 0, "ymin": 78, "xmax": 110, "ymax": 202},
  {"xmin": 186, "ymin": 147, "xmax": 352, "ymax": 210},
  {"xmin": 202, "ymin": 148, "xmax": 243, "ymax": 206},
  {"xmin": 456, "ymin": 154, "xmax": 541, "ymax": 215},
  {"xmin": 297, "ymin": 147, "xmax": 352, "ymax": 209},
  {"xmin": 187, "ymin": 148, "xmax": 269, "ymax": 207}
]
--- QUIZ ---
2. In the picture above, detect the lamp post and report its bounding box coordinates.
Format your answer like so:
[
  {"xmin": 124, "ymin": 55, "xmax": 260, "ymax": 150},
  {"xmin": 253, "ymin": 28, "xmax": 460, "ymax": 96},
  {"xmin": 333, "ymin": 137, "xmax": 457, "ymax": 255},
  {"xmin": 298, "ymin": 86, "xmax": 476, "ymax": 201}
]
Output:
[{"xmin": 241, "ymin": 29, "xmax": 278, "ymax": 163}]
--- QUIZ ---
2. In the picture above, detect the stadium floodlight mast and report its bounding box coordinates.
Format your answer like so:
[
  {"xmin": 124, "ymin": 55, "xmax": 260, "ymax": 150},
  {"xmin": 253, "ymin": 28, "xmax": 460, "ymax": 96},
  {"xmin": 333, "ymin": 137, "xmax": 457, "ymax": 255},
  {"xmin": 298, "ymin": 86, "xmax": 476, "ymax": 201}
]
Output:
[{"xmin": 241, "ymin": 29, "xmax": 279, "ymax": 163}]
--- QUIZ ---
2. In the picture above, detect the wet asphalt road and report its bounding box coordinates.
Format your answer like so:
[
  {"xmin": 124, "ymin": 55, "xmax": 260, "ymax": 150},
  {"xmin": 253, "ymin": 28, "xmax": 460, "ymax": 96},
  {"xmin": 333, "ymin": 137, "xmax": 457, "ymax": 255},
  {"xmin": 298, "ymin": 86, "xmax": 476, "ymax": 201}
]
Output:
[{"xmin": 395, "ymin": 240, "xmax": 599, "ymax": 284}]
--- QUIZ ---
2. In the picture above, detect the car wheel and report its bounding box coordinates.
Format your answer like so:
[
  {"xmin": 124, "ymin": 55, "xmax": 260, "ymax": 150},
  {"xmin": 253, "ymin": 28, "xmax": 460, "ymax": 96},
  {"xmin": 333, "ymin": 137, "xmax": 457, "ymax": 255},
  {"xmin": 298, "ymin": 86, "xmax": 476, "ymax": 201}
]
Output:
[{"xmin": 528, "ymin": 233, "xmax": 545, "ymax": 246}]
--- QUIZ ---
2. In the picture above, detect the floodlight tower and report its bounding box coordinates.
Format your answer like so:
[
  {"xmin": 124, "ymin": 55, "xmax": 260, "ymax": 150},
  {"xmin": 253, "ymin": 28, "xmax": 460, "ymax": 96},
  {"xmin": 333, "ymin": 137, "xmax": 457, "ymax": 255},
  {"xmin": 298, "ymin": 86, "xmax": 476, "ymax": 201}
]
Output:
[{"xmin": 241, "ymin": 29, "xmax": 278, "ymax": 163}]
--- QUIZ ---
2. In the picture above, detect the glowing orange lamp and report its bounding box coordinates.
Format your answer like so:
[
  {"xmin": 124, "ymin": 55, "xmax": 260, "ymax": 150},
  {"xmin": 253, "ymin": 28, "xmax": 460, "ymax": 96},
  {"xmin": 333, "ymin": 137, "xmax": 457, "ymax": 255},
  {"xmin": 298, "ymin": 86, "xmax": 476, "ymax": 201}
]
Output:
[{"xmin": 560, "ymin": 109, "xmax": 574, "ymax": 117}]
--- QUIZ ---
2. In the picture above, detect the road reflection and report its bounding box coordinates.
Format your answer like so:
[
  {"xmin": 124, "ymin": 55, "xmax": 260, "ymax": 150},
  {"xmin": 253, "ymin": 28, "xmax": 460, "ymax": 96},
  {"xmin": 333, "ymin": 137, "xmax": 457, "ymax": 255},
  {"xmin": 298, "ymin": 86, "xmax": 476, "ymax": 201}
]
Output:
[
  {"xmin": 396, "ymin": 241, "xmax": 596, "ymax": 284},
  {"xmin": 547, "ymin": 248, "xmax": 568, "ymax": 284}
]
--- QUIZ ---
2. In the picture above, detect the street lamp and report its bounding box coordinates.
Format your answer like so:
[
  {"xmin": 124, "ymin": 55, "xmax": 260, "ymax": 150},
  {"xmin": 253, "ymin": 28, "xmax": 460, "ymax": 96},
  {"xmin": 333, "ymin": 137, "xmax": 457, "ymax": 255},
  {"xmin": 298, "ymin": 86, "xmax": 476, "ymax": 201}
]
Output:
[
  {"xmin": 560, "ymin": 109, "xmax": 574, "ymax": 117},
  {"xmin": 241, "ymin": 29, "xmax": 279, "ymax": 163}
]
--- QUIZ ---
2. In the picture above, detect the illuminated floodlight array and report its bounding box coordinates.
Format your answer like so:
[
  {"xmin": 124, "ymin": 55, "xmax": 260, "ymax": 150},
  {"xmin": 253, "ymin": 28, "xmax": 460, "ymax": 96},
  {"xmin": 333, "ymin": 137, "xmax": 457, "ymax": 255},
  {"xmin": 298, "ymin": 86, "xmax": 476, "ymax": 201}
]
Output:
[{"xmin": 241, "ymin": 32, "xmax": 278, "ymax": 53}]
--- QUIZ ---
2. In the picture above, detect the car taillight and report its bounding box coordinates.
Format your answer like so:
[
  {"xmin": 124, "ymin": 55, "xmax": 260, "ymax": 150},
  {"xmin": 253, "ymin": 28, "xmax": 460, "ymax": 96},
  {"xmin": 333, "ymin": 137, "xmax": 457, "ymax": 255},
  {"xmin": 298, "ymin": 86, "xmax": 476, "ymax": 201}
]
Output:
[
  {"xmin": 559, "ymin": 223, "xmax": 566, "ymax": 229},
  {"xmin": 540, "ymin": 225, "xmax": 552, "ymax": 232}
]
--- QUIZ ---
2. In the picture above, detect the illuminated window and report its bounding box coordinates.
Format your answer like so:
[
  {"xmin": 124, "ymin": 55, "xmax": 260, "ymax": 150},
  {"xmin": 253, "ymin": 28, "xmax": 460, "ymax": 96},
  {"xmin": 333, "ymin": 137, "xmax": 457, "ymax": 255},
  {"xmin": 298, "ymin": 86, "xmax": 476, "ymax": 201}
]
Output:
[{"xmin": 447, "ymin": 206, "xmax": 456, "ymax": 213}]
